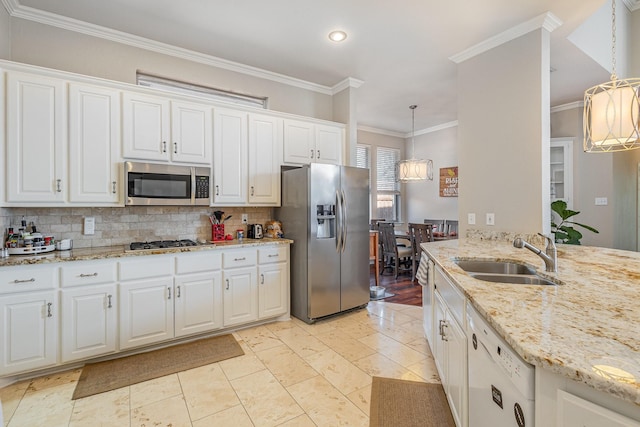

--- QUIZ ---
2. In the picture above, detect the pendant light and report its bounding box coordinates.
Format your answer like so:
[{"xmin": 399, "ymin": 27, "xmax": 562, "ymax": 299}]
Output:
[
  {"xmin": 583, "ymin": 0, "xmax": 640, "ymax": 153},
  {"xmin": 396, "ymin": 105, "xmax": 433, "ymax": 182}
]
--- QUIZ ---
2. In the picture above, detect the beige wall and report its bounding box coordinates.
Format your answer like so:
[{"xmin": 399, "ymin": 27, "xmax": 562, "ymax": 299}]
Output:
[
  {"xmin": 406, "ymin": 126, "xmax": 458, "ymax": 224},
  {"xmin": 0, "ymin": 6, "xmax": 9, "ymax": 59},
  {"xmin": 458, "ymin": 29, "xmax": 550, "ymax": 236},
  {"xmin": 9, "ymin": 18, "xmax": 335, "ymax": 122},
  {"xmin": 551, "ymin": 107, "xmax": 615, "ymax": 248}
]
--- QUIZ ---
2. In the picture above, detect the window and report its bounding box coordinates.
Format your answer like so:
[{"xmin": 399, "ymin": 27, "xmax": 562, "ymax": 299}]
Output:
[
  {"xmin": 356, "ymin": 144, "xmax": 371, "ymax": 170},
  {"xmin": 376, "ymin": 147, "xmax": 401, "ymax": 221}
]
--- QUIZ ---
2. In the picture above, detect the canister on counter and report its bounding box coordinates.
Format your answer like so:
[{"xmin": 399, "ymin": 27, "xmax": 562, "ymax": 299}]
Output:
[{"xmin": 236, "ymin": 229, "xmax": 244, "ymax": 240}]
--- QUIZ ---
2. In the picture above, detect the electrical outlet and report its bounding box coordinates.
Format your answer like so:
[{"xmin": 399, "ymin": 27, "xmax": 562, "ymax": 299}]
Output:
[
  {"xmin": 467, "ymin": 213, "xmax": 476, "ymax": 225},
  {"xmin": 83, "ymin": 217, "xmax": 95, "ymax": 235},
  {"xmin": 241, "ymin": 214, "xmax": 248, "ymax": 224},
  {"xmin": 486, "ymin": 213, "xmax": 495, "ymax": 226}
]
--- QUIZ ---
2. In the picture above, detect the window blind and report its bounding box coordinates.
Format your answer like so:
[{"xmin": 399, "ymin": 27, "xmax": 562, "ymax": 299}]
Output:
[
  {"xmin": 377, "ymin": 147, "xmax": 400, "ymax": 192},
  {"xmin": 356, "ymin": 145, "xmax": 370, "ymax": 169}
]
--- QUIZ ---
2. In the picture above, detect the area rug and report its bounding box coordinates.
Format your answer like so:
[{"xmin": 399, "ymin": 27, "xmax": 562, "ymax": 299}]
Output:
[
  {"xmin": 72, "ymin": 334, "xmax": 244, "ymax": 400},
  {"xmin": 369, "ymin": 377, "xmax": 456, "ymax": 427}
]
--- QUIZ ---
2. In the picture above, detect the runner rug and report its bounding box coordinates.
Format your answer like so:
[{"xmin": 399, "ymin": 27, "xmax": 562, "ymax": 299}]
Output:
[{"xmin": 72, "ymin": 334, "xmax": 243, "ymax": 400}]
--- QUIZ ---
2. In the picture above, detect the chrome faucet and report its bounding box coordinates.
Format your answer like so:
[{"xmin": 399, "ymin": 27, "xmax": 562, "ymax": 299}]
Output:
[{"xmin": 513, "ymin": 233, "xmax": 557, "ymax": 272}]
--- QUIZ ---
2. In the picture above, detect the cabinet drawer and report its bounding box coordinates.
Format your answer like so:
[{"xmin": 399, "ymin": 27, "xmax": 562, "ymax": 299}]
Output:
[
  {"xmin": 175, "ymin": 251, "xmax": 222, "ymax": 274},
  {"xmin": 0, "ymin": 265, "xmax": 57, "ymax": 294},
  {"xmin": 119, "ymin": 255, "xmax": 174, "ymax": 281},
  {"xmin": 258, "ymin": 246, "xmax": 287, "ymax": 264},
  {"xmin": 223, "ymin": 249, "xmax": 257, "ymax": 269},
  {"xmin": 61, "ymin": 260, "xmax": 117, "ymax": 287},
  {"xmin": 435, "ymin": 267, "xmax": 465, "ymax": 325}
]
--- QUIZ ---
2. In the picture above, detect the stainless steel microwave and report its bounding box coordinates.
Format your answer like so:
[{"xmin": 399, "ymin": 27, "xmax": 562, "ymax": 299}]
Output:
[{"xmin": 125, "ymin": 162, "xmax": 210, "ymax": 206}]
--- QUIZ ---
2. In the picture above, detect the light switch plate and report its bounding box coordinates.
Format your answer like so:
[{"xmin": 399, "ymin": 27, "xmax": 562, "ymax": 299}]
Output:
[
  {"xmin": 595, "ymin": 197, "xmax": 608, "ymax": 206},
  {"xmin": 467, "ymin": 213, "xmax": 476, "ymax": 225},
  {"xmin": 241, "ymin": 214, "xmax": 248, "ymax": 224},
  {"xmin": 486, "ymin": 213, "xmax": 495, "ymax": 226},
  {"xmin": 83, "ymin": 217, "xmax": 95, "ymax": 235}
]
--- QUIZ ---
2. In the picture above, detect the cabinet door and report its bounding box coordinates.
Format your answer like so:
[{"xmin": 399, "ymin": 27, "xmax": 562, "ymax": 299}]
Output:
[
  {"xmin": 174, "ymin": 271, "xmax": 223, "ymax": 338},
  {"xmin": 433, "ymin": 292, "xmax": 447, "ymax": 384},
  {"xmin": 6, "ymin": 72, "xmax": 66, "ymax": 203},
  {"xmin": 258, "ymin": 263, "xmax": 287, "ymax": 319},
  {"xmin": 122, "ymin": 91, "xmax": 170, "ymax": 161},
  {"xmin": 0, "ymin": 291, "xmax": 57, "ymax": 375},
  {"xmin": 69, "ymin": 83, "xmax": 121, "ymax": 204},
  {"xmin": 248, "ymin": 114, "xmax": 281, "ymax": 205},
  {"xmin": 119, "ymin": 278, "xmax": 174, "ymax": 350},
  {"xmin": 60, "ymin": 284, "xmax": 117, "ymax": 362},
  {"xmin": 445, "ymin": 313, "xmax": 467, "ymax": 427},
  {"xmin": 283, "ymin": 119, "xmax": 314, "ymax": 165},
  {"xmin": 171, "ymin": 101, "xmax": 212, "ymax": 164},
  {"xmin": 223, "ymin": 267, "xmax": 258, "ymax": 326},
  {"xmin": 315, "ymin": 124, "xmax": 343, "ymax": 165},
  {"xmin": 213, "ymin": 109, "xmax": 247, "ymax": 204}
]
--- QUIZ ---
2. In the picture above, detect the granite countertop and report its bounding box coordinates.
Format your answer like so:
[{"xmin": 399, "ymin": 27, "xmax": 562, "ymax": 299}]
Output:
[
  {"xmin": 422, "ymin": 237, "xmax": 640, "ymax": 407},
  {"xmin": 0, "ymin": 238, "xmax": 293, "ymax": 267}
]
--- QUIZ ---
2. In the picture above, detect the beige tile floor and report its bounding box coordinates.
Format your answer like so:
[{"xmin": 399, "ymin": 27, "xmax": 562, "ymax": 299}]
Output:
[{"xmin": 0, "ymin": 301, "xmax": 440, "ymax": 427}]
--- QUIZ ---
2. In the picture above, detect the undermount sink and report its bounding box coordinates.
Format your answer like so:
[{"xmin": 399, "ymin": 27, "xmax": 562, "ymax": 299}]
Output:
[
  {"xmin": 455, "ymin": 259, "xmax": 536, "ymax": 275},
  {"xmin": 454, "ymin": 259, "xmax": 558, "ymax": 286},
  {"xmin": 469, "ymin": 273, "xmax": 557, "ymax": 286}
]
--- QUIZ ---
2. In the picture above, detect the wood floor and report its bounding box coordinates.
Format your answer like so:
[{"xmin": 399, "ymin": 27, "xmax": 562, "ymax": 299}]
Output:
[{"xmin": 370, "ymin": 264, "xmax": 422, "ymax": 307}]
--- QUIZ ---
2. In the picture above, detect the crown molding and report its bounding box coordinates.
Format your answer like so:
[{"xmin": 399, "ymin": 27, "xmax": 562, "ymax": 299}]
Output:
[
  {"xmin": 331, "ymin": 77, "xmax": 365, "ymax": 94},
  {"xmin": 623, "ymin": 0, "xmax": 640, "ymax": 12},
  {"xmin": 412, "ymin": 120, "xmax": 459, "ymax": 137},
  {"xmin": 3, "ymin": 0, "xmax": 344, "ymax": 96},
  {"xmin": 357, "ymin": 126, "xmax": 405, "ymax": 138},
  {"xmin": 551, "ymin": 101, "xmax": 584, "ymax": 113},
  {"xmin": 450, "ymin": 12, "xmax": 563, "ymax": 64}
]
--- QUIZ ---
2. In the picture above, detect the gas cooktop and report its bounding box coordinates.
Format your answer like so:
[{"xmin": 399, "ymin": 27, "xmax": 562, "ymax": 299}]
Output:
[{"xmin": 128, "ymin": 239, "xmax": 198, "ymax": 251}]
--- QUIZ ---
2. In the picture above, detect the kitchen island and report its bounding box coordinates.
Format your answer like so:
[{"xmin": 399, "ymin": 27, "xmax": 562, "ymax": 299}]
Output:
[{"xmin": 422, "ymin": 235, "xmax": 640, "ymax": 426}]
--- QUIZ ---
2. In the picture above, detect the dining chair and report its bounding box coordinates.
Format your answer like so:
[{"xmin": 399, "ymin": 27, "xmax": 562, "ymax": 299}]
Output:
[
  {"xmin": 378, "ymin": 222, "xmax": 412, "ymax": 279},
  {"xmin": 445, "ymin": 219, "xmax": 459, "ymax": 238},
  {"xmin": 408, "ymin": 223, "xmax": 433, "ymax": 281},
  {"xmin": 424, "ymin": 219, "xmax": 445, "ymax": 235}
]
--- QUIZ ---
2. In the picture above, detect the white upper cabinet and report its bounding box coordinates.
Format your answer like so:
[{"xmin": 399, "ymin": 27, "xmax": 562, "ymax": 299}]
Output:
[
  {"xmin": 68, "ymin": 83, "xmax": 122, "ymax": 205},
  {"xmin": 122, "ymin": 92, "xmax": 212, "ymax": 164},
  {"xmin": 122, "ymin": 91, "xmax": 171, "ymax": 162},
  {"xmin": 213, "ymin": 108, "xmax": 247, "ymax": 204},
  {"xmin": 170, "ymin": 101, "xmax": 212, "ymax": 164},
  {"xmin": 283, "ymin": 118, "xmax": 343, "ymax": 166},
  {"xmin": 6, "ymin": 72, "xmax": 66, "ymax": 203},
  {"xmin": 248, "ymin": 114, "xmax": 282, "ymax": 205}
]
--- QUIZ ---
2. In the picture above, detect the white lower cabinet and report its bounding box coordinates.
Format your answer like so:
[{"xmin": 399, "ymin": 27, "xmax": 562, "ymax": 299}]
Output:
[
  {"xmin": 258, "ymin": 246, "xmax": 289, "ymax": 319},
  {"xmin": 432, "ymin": 267, "xmax": 467, "ymax": 427},
  {"xmin": 0, "ymin": 265, "xmax": 58, "ymax": 376},
  {"xmin": 222, "ymin": 248, "xmax": 258, "ymax": 327}
]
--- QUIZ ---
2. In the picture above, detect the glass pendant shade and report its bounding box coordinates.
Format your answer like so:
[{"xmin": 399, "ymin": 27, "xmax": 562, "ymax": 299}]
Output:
[{"xmin": 584, "ymin": 78, "xmax": 640, "ymax": 152}]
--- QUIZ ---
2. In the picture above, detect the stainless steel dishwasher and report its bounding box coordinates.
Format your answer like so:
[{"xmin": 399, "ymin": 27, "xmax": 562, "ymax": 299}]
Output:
[{"xmin": 467, "ymin": 302, "xmax": 535, "ymax": 427}]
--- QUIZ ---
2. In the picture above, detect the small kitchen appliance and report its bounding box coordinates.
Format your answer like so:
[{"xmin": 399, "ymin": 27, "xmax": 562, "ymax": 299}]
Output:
[
  {"xmin": 125, "ymin": 162, "xmax": 210, "ymax": 206},
  {"xmin": 247, "ymin": 224, "xmax": 263, "ymax": 239}
]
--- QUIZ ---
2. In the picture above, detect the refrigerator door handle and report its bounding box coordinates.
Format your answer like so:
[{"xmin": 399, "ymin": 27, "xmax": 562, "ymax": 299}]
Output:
[
  {"xmin": 335, "ymin": 189, "xmax": 343, "ymax": 252},
  {"xmin": 340, "ymin": 189, "xmax": 347, "ymax": 253}
]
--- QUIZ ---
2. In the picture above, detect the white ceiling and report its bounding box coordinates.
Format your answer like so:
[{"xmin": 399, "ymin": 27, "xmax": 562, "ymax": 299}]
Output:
[{"xmin": 5, "ymin": 0, "xmax": 636, "ymax": 134}]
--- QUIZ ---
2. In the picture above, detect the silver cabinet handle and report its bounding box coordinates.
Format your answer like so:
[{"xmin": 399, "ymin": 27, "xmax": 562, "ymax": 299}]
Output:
[
  {"xmin": 107, "ymin": 294, "xmax": 112, "ymax": 308},
  {"xmin": 47, "ymin": 302, "xmax": 53, "ymax": 318},
  {"xmin": 310, "ymin": 149, "xmax": 314, "ymax": 159},
  {"xmin": 167, "ymin": 287, "xmax": 172, "ymax": 299},
  {"xmin": 79, "ymin": 273, "xmax": 98, "ymax": 278},
  {"xmin": 260, "ymin": 274, "xmax": 264, "ymax": 285},
  {"xmin": 250, "ymin": 186, "xmax": 254, "ymax": 196},
  {"xmin": 441, "ymin": 321, "xmax": 449, "ymax": 341},
  {"xmin": 162, "ymin": 141, "xmax": 167, "ymax": 153},
  {"xmin": 176, "ymin": 286, "xmax": 181, "ymax": 298},
  {"xmin": 56, "ymin": 179, "xmax": 62, "ymax": 192},
  {"xmin": 268, "ymin": 254, "xmax": 279, "ymax": 258},
  {"xmin": 226, "ymin": 279, "xmax": 230, "ymax": 290},
  {"xmin": 112, "ymin": 181, "xmax": 116, "ymax": 194},
  {"xmin": 317, "ymin": 150, "xmax": 320, "ymax": 159},
  {"xmin": 234, "ymin": 257, "xmax": 246, "ymax": 261},
  {"xmin": 174, "ymin": 142, "xmax": 178, "ymax": 154},
  {"xmin": 216, "ymin": 185, "xmax": 219, "ymax": 196},
  {"xmin": 14, "ymin": 278, "xmax": 35, "ymax": 284}
]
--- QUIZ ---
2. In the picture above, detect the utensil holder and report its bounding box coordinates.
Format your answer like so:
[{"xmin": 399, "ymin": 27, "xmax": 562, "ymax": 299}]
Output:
[{"xmin": 212, "ymin": 224, "xmax": 225, "ymax": 241}]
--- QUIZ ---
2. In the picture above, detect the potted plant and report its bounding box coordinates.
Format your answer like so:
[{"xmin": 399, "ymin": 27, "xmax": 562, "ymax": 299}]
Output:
[{"xmin": 550, "ymin": 200, "xmax": 599, "ymax": 245}]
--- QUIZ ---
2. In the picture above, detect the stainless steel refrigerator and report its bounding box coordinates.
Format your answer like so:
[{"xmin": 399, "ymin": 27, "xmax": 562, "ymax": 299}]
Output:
[{"xmin": 276, "ymin": 163, "xmax": 370, "ymax": 324}]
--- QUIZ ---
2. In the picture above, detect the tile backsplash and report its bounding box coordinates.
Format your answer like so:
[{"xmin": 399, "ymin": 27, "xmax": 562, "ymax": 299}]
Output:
[{"xmin": 0, "ymin": 206, "xmax": 273, "ymax": 249}]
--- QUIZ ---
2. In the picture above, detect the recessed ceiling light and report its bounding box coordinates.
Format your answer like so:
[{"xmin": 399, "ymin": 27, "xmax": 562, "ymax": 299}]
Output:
[{"xmin": 328, "ymin": 31, "xmax": 347, "ymax": 42}]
